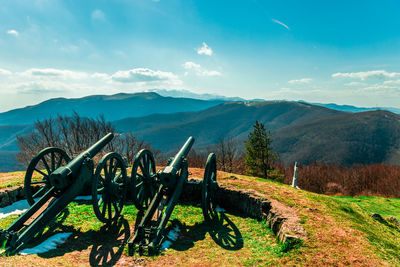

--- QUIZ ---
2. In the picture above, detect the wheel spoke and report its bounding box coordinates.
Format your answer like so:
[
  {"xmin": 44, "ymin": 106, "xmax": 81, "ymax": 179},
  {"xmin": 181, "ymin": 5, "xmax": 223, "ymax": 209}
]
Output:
[
  {"xmin": 103, "ymin": 164, "xmax": 109, "ymax": 180},
  {"xmin": 51, "ymin": 152, "xmax": 56, "ymax": 171},
  {"xmin": 108, "ymin": 158, "xmax": 114, "ymax": 176},
  {"xmin": 56, "ymin": 155, "xmax": 64, "ymax": 168},
  {"xmin": 139, "ymin": 194, "xmax": 144, "ymax": 206},
  {"xmin": 34, "ymin": 168, "xmax": 48, "ymax": 178},
  {"xmin": 30, "ymin": 180, "xmax": 47, "ymax": 185},
  {"xmin": 41, "ymin": 157, "xmax": 51, "ymax": 175},
  {"xmin": 143, "ymin": 155, "xmax": 148, "ymax": 172},
  {"xmin": 135, "ymin": 181, "xmax": 143, "ymax": 188},
  {"xmin": 98, "ymin": 197, "xmax": 104, "ymax": 207},
  {"xmin": 138, "ymin": 162, "xmax": 146, "ymax": 177},
  {"xmin": 108, "ymin": 200, "xmax": 112, "ymax": 219},
  {"xmin": 112, "ymin": 164, "xmax": 118, "ymax": 178},
  {"xmin": 137, "ymin": 186, "xmax": 144, "ymax": 197},
  {"xmin": 101, "ymin": 201, "xmax": 106, "ymax": 216},
  {"xmin": 136, "ymin": 173, "xmax": 144, "ymax": 180},
  {"xmin": 113, "ymin": 201, "xmax": 119, "ymax": 213},
  {"xmin": 33, "ymin": 185, "xmax": 48, "ymax": 198},
  {"xmin": 113, "ymin": 170, "xmax": 121, "ymax": 182},
  {"xmin": 147, "ymin": 156, "xmax": 152, "ymax": 174}
]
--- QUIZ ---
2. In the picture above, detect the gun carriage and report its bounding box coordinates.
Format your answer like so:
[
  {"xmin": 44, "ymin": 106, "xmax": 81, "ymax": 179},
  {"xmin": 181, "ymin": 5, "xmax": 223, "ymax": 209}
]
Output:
[
  {"xmin": 0, "ymin": 133, "xmax": 127, "ymax": 254},
  {"xmin": 128, "ymin": 136, "xmax": 220, "ymax": 255},
  {"xmin": 0, "ymin": 133, "xmax": 220, "ymax": 256}
]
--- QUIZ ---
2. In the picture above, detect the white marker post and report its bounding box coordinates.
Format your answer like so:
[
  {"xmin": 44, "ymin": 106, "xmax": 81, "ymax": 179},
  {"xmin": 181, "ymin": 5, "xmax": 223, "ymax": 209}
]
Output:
[{"xmin": 291, "ymin": 162, "xmax": 300, "ymax": 189}]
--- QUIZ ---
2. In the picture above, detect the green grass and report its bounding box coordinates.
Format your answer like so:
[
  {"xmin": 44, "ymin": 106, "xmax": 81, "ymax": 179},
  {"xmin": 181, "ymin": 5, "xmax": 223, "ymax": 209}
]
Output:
[
  {"xmin": 0, "ymin": 200, "xmax": 290, "ymax": 266},
  {"xmin": 2, "ymin": 170, "xmax": 400, "ymax": 265}
]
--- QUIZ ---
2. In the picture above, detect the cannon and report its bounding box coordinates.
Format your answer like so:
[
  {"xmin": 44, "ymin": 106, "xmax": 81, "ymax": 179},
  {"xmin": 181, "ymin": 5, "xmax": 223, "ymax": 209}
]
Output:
[
  {"xmin": 0, "ymin": 133, "xmax": 127, "ymax": 255},
  {"xmin": 127, "ymin": 136, "xmax": 219, "ymax": 254}
]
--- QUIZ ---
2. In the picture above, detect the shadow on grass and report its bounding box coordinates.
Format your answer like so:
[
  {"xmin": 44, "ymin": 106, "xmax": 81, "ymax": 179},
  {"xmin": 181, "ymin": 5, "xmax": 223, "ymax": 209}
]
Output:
[
  {"xmin": 33, "ymin": 209, "xmax": 130, "ymax": 266},
  {"xmin": 170, "ymin": 212, "xmax": 243, "ymax": 252},
  {"xmin": 89, "ymin": 217, "xmax": 130, "ymax": 266}
]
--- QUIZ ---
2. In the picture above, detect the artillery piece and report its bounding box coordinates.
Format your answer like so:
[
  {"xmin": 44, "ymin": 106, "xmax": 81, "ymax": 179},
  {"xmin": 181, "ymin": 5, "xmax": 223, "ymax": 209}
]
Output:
[
  {"xmin": 127, "ymin": 136, "xmax": 219, "ymax": 254},
  {"xmin": 0, "ymin": 133, "xmax": 127, "ymax": 254}
]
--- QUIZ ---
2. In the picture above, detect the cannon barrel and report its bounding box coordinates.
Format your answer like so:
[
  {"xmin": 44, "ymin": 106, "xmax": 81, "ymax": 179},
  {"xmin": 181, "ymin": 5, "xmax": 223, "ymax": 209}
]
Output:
[
  {"xmin": 159, "ymin": 136, "xmax": 194, "ymax": 188},
  {"xmin": 49, "ymin": 133, "xmax": 114, "ymax": 189},
  {"xmin": 168, "ymin": 136, "xmax": 194, "ymax": 168}
]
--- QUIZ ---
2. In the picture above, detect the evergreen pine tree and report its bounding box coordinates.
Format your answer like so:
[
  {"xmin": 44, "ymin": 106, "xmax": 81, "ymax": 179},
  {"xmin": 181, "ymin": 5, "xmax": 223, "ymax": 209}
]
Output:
[{"xmin": 244, "ymin": 121, "xmax": 276, "ymax": 178}]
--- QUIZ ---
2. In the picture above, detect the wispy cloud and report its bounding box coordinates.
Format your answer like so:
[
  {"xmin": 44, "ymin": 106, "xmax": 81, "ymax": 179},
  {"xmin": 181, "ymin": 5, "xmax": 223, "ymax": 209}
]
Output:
[
  {"xmin": 332, "ymin": 70, "xmax": 400, "ymax": 80},
  {"xmin": 197, "ymin": 42, "xmax": 213, "ymax": 56},
  {"xmin": 111, "ymin": 68, "xmax": 180, "ymax": 83},
  {"xmin": 91, "ymin": 9, "xmax": 105, "ymax": 21},
  {"xmin": 183, "ymin": 61, "xmax": 221, "ymax": 76},
  {"xmin": 383, "ymin": 79, "xmax": 400, "ymax": 85},
  {"xmin": 344, "ymin": 81, "xmax": 366, "ymax": 87},
  {"xmin": 7, "ymin": 29, "xmax": 19, "ymax": 36},
  {"xmin": 22, "ymin": 68, "xmax": 88, "ymax": 80},
  {"xmin": 0, "ymin": 68, "xmax": 12, "ymax": 75},
  {"xmin": 288, "ymin": 78, "xmax": 312, "ymax": 84},
  {"xmin": 271, "ymin": 19, "xmax": 290, "ymax": 30}
]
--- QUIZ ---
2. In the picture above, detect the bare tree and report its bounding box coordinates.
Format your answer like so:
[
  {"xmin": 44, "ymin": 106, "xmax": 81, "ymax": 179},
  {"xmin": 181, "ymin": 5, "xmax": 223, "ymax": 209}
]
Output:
[
  {"xmin": 215, "ymin": 135, "xmax": 240, "ymax": 173},
  {"xmin": 16, "ymin": 113, "xmax": 156, "ymax": 167}
]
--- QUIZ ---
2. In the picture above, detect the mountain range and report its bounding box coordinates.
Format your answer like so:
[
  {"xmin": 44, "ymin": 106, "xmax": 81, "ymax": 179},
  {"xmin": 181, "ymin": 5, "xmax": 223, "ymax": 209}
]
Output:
[{"xmin": 1, "ymin": 91, "xmax": 399, "ymax": 172}]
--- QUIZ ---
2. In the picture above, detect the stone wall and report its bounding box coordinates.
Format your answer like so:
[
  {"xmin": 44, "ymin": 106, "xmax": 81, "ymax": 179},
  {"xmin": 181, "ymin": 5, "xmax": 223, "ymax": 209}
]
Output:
[
  {"xmin": 0, "ymin": 186, "xmax": 26, "ymax": 207},
  {"xmin": 1, "ymin": 179, "xmax": 307, "ymax": 246},
  {"xmin": 182, "ymin": 179, "xmax": 307, "ymax": 245}
]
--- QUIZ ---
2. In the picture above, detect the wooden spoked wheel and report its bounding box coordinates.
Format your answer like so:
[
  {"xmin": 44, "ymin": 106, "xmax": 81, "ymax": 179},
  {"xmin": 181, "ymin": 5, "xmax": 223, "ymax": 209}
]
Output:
[
  {"xmin": 202, "ymin": 153, "xmax": 220, "ymax": 222},
  {"xmin": 24, "ymin": 147, "xmax": 70, "ymax": 206},
  {"xmin": 92, "ymin": 152, "xmax": 127, "ymax": 224},
  {"xmin": 130, "ymin": 149, "xmax": 157, "ymax": 210}
]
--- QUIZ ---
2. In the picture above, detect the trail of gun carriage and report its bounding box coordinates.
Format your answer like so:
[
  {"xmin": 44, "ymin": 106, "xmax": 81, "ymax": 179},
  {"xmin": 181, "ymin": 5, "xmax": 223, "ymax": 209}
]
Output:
[{"xmin": 0, "ymin": 121, "xmax": 400, "ymax": 266}]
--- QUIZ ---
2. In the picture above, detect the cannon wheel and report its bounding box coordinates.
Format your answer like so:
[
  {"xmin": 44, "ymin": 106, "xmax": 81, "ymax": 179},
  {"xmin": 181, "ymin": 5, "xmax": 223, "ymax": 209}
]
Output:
[
  {"xmin": 202, "ymin": 153, "xmax": 220, "ymax": 222},
  {"xmin": 92, "ymin": 152, "xmax": 127, "ymax": 224},
  {"xmin": 24, "ymin": 147, "xmax": 70, "ymax": 206},
  {"xmin": 130, "ymin": 149, "xmax": 157, "ymax": 210}
]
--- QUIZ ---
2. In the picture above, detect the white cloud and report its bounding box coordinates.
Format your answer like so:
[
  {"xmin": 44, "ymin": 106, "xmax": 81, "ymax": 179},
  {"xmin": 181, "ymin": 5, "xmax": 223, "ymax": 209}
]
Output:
[
  {"xmin": 183, "ymin": 61, "xmax": 221, "ymax": 76},
  {"xmin": 344, "ymin": 82, "xmax": 366, "ymax": 87},
  {"xmin": 111, "ymin": 68, "xmax": 180, "ymax": 83},
  {"xmin": 15, "ymin": 81, "xmax": 68, "ymax": 94},
  {"xmin": 0, "ymin": 68, "xmax": 12, "ymax": 75},
  {"xmin": 332, "ymin": 70, "xmax": 400, "ymax": 80},
  {"xmin": 21, "ymin": 68, "xmax": 88, "ymax": 80},
  {"xmin": 91, "ymin": 9, "xmax": 105, "ymax": 21},
  {"xmin": 271, "ymin": 19, "xmax": 290, "ymax": 30},
  {"xmin": 288, "ymin": 78, "xmax": 312, "ymax": 84},
  {"xmin": 383, "ymin": 79, "xmax": 400, "ymax": 85},
  {"xmin": 197, "ymin": 42, "xmax": 213, "ymax": 56},
  {"xmin": 7, "ymin": 29, "xmax": 19, "ymax": 36},
  {"xmin": 91, "ymin": 72, "xmax": 110, "ymax": 80},
  {"xmin": 360, "ymin": 84, "xmax": 400, "ymax": 95},
  {"xmin": 183, "ymin": 62, "xmax": 201, "ymax": 69}
]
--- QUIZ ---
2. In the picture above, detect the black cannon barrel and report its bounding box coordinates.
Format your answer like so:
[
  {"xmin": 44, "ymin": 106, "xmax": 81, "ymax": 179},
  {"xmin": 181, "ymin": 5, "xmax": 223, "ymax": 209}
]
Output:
[
  {"xmin": 159, "ymin": 136, "xmax": 194, "ymax": 188},
  {"xmin": 49, "ymin": 132, "xmax": 114, "ymax": 189},
  {"xmin": 66, "ymin": 132, "xmax": 114, "ymax": 174},
  {"xmin": 168, "ymin": 136, "xmax": 194, "ymax": 168}
]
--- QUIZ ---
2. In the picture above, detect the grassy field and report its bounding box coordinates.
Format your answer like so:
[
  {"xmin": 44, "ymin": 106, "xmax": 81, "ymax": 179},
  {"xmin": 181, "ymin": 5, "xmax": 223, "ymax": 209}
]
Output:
[{"xmin": 0, "ymin": 169, "xmax": 400, "ymax": 266}]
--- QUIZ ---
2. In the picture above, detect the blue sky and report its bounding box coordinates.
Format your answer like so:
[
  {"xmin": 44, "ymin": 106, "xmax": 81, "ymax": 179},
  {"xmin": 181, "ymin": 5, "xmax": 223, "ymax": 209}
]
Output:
[{"xmin": 1, "ymin": 0, "xmax": 400, "ymax": 111}]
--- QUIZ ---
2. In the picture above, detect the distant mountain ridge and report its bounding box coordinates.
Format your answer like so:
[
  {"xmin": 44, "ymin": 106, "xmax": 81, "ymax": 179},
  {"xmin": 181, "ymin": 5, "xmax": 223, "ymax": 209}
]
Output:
[
  {"xmin": 303, "ymin": 101, "xmax": 400, "ymax": 114},
  {"xmin": 0, "ymin": 92, "xmax": 225, "ymax": 125},
  {"xmin": 114, "ymin": 101, "xmax": 344, "ymax": 151},
  {"xmin": 1, "ymin": 92, "xmax": 400, "ymax": 172},
  {"xmin": 272, "ymin": 110, "xmax": 400, "ymax": 165}
]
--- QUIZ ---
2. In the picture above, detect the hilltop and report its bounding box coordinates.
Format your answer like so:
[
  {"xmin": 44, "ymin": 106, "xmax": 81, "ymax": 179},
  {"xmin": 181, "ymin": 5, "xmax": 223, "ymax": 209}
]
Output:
[
  {"xmin": 0, "ymin": 169, "xmax": 399, "ymax": 265},
  {"xmin": 273, "ymin": 110, "xmax": 400, "ymax": 165},
  {"xmin": 114, "ymin": 101, "xmax": 343, "ymax": 151},
  {"xmin": 1, "ymin": 93, "xmax": 400, "ymax": 171},
  {"xmin": 0, "ymin": 92, "xmax": 224, "ymax": 125}
]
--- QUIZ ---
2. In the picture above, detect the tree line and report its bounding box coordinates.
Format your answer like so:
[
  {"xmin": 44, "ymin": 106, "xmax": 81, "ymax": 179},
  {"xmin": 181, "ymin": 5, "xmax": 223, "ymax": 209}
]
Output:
[
  {"xmin": 17, "ymin": 112, "xmax": 277, "ymax": 179},
  {"xmin": 17, "ymin": 112, "xmax": 158, "ymax": 166}
]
